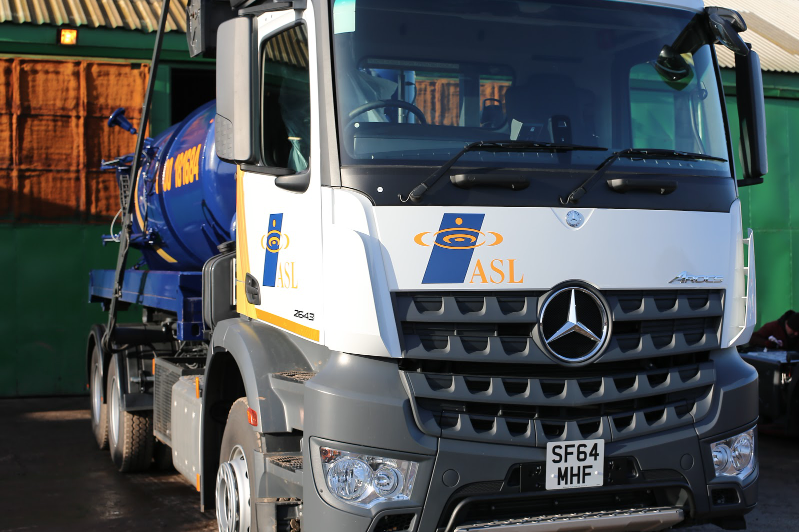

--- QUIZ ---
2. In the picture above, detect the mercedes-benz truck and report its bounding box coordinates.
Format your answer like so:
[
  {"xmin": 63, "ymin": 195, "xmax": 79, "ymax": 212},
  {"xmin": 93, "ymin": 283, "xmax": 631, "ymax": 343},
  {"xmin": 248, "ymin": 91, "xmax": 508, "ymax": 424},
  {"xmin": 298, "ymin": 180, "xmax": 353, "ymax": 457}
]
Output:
[{"xmin": 86, "ymin": 1, "xmax": 766, "ymax": 530}]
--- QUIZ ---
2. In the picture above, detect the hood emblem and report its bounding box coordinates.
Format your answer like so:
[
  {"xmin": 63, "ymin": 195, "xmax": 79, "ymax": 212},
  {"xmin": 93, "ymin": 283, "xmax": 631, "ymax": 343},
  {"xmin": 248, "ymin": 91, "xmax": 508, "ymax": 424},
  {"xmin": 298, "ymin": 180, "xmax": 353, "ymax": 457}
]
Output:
[
  {"xmin": 538, "ymin": 284, "xmax": 610, "ymax": 364},
  {"xmin": 565, "ymin": 210, "xmax": 584, "ymax": 228},
  {"xmin": 546, "ymin": 289, "xmax": 601, "ymax": 344}
]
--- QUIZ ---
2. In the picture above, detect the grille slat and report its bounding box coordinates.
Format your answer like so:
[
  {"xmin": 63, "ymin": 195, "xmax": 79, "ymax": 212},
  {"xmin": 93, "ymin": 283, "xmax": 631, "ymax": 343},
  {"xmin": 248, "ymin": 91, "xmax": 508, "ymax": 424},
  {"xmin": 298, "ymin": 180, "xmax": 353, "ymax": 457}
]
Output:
[
  {"xmin": 397, "ymin": 289, "xmax": 721, "ymax": 447},
  {"xmin": 396, "ymin": 293, "xmax": 540, "ymax": 324},
  {"xmin": 407, "ymin": 362, "xmax": 714, "ymax": 408},
  {"xmin": 403, "ymin": 321, "xmax": 720, "ymax": 364},
  {"xmin": 606, "ymin": 290, "xmax": 723, "ymax": 322}
]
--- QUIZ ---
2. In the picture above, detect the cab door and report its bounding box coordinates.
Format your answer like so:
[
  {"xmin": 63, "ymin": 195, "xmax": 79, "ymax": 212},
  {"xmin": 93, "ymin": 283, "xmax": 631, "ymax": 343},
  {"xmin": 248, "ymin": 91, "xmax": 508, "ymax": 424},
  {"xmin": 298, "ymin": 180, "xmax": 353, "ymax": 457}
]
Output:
[{"xmin": 236, "ymin": 5, "xmax": 324, "ymax": 345}]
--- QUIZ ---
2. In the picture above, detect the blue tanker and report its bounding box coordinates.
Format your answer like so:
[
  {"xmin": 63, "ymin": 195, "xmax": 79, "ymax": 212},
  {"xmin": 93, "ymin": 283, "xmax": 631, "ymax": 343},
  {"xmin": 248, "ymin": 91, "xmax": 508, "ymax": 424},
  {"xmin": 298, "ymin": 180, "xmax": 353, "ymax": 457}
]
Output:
[{"xmin": 112, "ymin": 101, "xmax": 237, "ymax": 271}]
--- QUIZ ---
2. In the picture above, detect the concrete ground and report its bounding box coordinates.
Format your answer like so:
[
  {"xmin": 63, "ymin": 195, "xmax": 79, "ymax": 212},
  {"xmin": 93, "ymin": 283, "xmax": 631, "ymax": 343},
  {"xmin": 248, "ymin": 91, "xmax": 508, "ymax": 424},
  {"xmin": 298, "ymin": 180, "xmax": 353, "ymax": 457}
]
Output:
[{"xmin": 0, "ymin": 397, "xmax": 796, "ymax": 532}]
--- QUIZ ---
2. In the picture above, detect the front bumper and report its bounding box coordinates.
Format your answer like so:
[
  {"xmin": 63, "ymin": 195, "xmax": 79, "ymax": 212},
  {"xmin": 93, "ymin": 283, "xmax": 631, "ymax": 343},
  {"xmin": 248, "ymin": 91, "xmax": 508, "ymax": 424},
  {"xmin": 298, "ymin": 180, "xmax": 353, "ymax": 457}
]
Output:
[{"xmin": 301, "ymin": 350, "xmax": 758, "ymax": 532}]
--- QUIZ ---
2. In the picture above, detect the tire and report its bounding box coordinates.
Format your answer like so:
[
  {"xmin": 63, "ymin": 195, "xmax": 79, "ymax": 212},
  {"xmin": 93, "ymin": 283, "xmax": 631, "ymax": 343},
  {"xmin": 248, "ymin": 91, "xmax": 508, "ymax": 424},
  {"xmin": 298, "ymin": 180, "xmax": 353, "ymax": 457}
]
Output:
[
  {"xmin": 107, "ymin": 354, "xmax": 154, "ymax": 473},
  {"xmin": 217, "ymin": 398, "xmax": 260, "ymax": 532},
  {"xmin": 89, "ymin": 346, "xmax": 108, "ymax": 450}
]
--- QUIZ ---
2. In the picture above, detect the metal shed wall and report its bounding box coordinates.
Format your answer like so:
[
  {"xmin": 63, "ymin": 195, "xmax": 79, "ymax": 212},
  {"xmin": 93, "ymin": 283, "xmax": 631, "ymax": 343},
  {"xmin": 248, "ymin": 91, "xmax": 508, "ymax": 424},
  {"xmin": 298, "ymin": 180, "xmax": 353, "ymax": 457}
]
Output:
[{"xmin": 726, "ymin": 77, "xmax": 799, "ymax": 328}]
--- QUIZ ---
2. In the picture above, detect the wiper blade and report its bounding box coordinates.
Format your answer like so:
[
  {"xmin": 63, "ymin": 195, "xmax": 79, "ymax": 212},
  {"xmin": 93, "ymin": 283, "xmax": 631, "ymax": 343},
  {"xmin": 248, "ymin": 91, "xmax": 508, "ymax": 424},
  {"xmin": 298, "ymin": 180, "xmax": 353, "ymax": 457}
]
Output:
[
  {"xmin": 399, "ymin": 140, "xmax": 607, "ymax": 203},
  {"xmin": 614, "ymin": 148, "xmax": 727, "ymax": 163},
  {"xmin": 560, "ymin": 148, "xmax": 727, "ymax": 205}
]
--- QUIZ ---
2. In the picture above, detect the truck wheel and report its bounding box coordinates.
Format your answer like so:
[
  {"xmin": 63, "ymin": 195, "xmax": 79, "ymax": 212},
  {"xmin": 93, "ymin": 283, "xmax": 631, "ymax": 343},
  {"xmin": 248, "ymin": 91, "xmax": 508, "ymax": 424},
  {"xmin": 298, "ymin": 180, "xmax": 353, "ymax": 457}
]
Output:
[
  {"xmin": 217, "ymin": 398, "xmax": 259, "ymax": 532},
  {"xmin": 107, "ymin": 354, "xmax": 154, "ymax": 472},
  {"xmin": 90, "ymin": 346, "xmax": 108, "ymax": 450}
]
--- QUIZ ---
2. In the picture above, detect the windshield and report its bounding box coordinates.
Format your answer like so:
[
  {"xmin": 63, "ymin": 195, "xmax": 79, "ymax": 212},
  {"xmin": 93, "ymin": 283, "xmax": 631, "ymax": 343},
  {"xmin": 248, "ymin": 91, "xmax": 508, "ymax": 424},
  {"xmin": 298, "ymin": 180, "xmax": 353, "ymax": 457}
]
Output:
[{"xmin": 331, "ymin": 0, "xmax": 730, "ymax": 176}]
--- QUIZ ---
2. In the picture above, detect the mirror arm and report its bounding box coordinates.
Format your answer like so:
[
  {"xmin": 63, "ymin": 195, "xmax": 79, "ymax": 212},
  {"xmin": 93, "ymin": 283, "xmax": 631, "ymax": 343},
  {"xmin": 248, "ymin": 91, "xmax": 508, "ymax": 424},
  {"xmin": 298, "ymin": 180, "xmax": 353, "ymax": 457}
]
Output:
[
  {"xmin": 737, "ymin": 177, "xmax": 764, "ymax": 187},
  {"xmin": 275, "ymin": 171, "xmax": 311, "ymax": 193}
]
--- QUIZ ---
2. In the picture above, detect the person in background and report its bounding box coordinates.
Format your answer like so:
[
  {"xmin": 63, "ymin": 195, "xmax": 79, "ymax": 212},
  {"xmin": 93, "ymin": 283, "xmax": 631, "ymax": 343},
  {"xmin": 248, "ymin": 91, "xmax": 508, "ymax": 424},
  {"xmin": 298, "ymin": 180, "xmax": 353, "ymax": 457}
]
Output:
[{"xmin": 748, "ymin": 310, "xmax": 799, "ymax": 350}]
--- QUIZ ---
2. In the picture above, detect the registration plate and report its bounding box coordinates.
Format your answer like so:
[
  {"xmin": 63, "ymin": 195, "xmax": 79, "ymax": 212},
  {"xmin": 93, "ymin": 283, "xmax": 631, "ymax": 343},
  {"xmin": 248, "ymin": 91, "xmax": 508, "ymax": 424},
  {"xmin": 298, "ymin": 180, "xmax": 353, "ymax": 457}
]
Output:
[{"xmin": 545, "ymin": 439, "xmax": 605, "ymax": 490}]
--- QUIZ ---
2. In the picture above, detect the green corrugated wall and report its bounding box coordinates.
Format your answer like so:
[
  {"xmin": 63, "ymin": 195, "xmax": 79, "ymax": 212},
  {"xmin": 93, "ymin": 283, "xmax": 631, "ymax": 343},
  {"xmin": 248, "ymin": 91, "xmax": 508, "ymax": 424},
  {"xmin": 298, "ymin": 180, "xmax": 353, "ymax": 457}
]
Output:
[
  {"xmin": 725, "ymin": 71, "xmax": 799, "ymax": 328},
  {"xmin": 0, "ymin": 225, "xmax": 140, "ymax": 396},
  {"xmin": 0, "ymin": 26, "xmax": 209, "ymax": 397},
  {"xmin": 1, "ymin": 71, "xmax": 797, "ymax": 397}
]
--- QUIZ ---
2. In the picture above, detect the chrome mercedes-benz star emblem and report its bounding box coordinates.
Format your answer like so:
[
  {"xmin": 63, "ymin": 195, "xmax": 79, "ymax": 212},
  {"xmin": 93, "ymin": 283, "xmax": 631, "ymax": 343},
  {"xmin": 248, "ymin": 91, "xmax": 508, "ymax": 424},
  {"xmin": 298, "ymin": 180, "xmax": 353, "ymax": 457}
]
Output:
[
  {"xmin": 565, "ymin": 210, "xmax": 583, "ymax": 228},
  {"xmin": 546, "ymin": 290, "xmax": 600, "ymax": 344},
  {"xmin": 538, "ymin": 284, "xmax": 610, "ymax": 364}
]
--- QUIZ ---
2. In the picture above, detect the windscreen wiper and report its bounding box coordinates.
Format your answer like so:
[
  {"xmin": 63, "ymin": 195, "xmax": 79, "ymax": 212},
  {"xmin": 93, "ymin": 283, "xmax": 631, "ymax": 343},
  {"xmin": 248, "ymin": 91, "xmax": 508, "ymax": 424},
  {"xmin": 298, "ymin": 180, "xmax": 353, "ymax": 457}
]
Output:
[
  {"xmin": 399, "ymin": 140, "xmax": 607, "ymax": 203},
  {"xmin": 559, "ymin": 148, "xmax": 728, "ymax": 205}
]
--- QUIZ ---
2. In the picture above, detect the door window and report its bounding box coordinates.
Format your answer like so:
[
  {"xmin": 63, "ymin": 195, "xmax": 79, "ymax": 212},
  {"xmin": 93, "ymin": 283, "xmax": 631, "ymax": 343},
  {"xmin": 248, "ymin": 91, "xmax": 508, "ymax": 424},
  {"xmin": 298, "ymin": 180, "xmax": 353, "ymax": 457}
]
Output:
[{"xmin": 261, "ymin": 24, "xmax": 311, "ymax": 173}]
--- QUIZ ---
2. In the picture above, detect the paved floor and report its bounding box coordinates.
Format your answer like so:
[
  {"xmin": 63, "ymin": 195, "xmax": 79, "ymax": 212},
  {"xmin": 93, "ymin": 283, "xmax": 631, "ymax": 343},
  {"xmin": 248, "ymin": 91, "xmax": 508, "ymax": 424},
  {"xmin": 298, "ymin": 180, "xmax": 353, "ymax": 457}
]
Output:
[
  {"xmin": 0, "ymin": 397, "xmax": 796, "ymax": 531},
  {"xmin": 0, "ymin": 397, "xmax": 215, "ymax": 532}
]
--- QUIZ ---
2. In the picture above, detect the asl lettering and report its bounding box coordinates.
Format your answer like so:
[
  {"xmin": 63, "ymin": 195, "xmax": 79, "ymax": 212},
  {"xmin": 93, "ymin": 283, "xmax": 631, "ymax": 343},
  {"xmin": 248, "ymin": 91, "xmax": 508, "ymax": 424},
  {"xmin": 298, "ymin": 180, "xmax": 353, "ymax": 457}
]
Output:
[
  {"xmin": 469, "ymin": 259, "xmax": 524, "ymax": 284},
  {"xmin": 469, "ymin": 260, "xmax": 488, "ymax": 284},
  {"xmin": 489, "ymin": 259, "xmax": 505, "ymax": 284},
  {"xmin": 275, "ymin": 262, "xmax": 299, "ymax": 289}
]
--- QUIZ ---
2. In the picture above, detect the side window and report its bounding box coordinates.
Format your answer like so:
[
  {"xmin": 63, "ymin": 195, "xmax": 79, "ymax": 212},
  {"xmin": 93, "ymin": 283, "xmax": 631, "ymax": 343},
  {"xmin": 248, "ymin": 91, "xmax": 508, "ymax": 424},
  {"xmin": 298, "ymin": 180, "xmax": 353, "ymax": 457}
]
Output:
[{"xmin": 261, "ymin": 24, "xmax": 310, "ymax": 173}]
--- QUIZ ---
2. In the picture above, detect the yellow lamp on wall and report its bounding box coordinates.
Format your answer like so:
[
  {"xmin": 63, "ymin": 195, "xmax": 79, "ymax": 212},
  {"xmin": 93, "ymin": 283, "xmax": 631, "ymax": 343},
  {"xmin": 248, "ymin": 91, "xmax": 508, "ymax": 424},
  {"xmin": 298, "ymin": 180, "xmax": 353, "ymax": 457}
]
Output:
[{"xmin": 59, "ymin": 28, "xmax": 78, "ymax": 46}]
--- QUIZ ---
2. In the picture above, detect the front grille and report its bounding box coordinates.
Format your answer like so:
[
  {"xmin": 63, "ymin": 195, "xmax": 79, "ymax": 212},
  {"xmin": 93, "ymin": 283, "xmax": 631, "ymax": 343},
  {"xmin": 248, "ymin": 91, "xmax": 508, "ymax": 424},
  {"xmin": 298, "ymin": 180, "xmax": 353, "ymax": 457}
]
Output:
[
  {"xmin": 396, "ymin": 290, "xmax": 721, "ymax": 446},
  {"xmin": 374, "ymin": 513, "xmax": 415, "ymax": 532},
  {"xmin": 438, "ymin": 483, "xmax": 691, "ymax": 532}
]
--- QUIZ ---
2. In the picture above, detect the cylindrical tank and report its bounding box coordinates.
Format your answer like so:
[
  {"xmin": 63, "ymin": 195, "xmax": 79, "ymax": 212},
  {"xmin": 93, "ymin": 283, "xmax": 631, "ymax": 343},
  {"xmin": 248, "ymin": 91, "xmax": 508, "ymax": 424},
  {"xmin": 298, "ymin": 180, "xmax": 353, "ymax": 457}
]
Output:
[{"xmin": 130, "ymin": 101, "xmax": 236, "ymax": 271}]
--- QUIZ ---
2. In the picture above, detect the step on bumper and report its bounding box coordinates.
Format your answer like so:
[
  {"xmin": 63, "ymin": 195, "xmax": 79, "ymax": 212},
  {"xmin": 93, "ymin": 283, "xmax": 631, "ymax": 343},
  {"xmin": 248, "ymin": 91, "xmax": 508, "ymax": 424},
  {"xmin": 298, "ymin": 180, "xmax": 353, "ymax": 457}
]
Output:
[{"xmin": 453, "ymin": 507, "xmax": 684, "ymax": 532}]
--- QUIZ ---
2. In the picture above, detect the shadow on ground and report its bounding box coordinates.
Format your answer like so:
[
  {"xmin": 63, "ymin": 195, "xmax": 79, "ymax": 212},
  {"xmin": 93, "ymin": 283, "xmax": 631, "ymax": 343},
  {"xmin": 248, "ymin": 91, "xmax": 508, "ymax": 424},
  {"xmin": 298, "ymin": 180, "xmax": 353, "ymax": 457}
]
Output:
[
  {"xmin": 0, "ymin": 397, "xmax": 796, "ymax": 531},
  {"xmin": 0, "ymin": 397, "xmax": 216, "ymax": 532}
]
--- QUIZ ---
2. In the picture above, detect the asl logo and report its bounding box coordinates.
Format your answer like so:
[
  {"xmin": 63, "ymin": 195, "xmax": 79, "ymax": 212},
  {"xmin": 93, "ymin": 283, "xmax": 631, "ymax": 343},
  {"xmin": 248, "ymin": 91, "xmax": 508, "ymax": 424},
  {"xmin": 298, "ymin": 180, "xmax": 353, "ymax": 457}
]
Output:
[
  {"xmin": 262, "ymin": 214, "xmax": 296, "ymax": 288},
  {"xmin": 418, "ymin": 213, "xmax": 521, "ymax": 285},
  {"xmin": 414, "ymin": 217, "xmax": 503, "ymax": 249},
  {"xmin": 261, "ymin": 225, "xmax": 291, "ymax": 253}
]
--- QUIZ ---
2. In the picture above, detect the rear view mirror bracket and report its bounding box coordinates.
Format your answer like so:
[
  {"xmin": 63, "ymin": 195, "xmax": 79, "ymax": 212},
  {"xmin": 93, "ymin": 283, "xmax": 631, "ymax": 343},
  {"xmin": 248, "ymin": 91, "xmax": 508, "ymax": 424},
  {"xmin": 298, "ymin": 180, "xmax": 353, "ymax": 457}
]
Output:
[
  {"xmin": 705, "ymin": 7, "xmax": 749, "ymax": 56},
  {"xmin": 274, "ymin": 170, "xmax": 311, "ymax": 193}
]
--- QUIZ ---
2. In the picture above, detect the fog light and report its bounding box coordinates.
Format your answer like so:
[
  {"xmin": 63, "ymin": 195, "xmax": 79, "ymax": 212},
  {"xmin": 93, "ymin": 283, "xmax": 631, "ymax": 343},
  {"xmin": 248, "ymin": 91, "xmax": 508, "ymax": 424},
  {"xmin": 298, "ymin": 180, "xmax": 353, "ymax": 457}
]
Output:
[
  {"xmin": 374, "ymin": 465, "xmax": 403, "ymax": 497},
  {"xmin": 711, "ymin": 428, "xmax": 755, "ymax": 479},
  {"xmin": 320, "ymin": 447, "xmax": 418, "ymax": 508}
]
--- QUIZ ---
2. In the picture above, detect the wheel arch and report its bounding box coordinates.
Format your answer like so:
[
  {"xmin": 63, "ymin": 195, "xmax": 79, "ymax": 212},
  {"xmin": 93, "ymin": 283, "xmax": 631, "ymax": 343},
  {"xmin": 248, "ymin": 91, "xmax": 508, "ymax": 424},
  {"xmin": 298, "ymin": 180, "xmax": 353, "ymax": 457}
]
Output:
[{"xmin": 200, "ymin": 317, "xmax": 329, "ymax": 510}]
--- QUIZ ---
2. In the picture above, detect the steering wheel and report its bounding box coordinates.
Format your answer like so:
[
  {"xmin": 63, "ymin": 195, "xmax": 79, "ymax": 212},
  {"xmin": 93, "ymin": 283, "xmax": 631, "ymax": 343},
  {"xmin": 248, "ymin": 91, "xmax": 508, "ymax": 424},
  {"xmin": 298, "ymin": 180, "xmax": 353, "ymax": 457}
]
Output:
[{"xmin": 347, "ymin": 99, "xmax": 427, "ymax": 125}]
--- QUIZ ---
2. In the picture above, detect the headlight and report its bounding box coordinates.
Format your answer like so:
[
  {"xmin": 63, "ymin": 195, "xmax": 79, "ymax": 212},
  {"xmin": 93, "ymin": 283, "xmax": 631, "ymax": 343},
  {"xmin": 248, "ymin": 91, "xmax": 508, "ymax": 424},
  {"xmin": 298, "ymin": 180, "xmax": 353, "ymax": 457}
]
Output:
[
  {"xmin": 711, "ymin": 428, "xmax": 755, "ymax": 479},
  {"xmin": 320, "ymin": 447, "xmax": 418, "ymax": 508}
]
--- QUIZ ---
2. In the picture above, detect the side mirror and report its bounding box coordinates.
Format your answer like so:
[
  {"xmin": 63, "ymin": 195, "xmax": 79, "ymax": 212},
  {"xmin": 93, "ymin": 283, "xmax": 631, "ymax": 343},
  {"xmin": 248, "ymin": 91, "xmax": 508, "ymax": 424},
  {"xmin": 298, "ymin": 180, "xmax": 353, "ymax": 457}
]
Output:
[
  {"xmin": 706, "ymin": 7, "xmax": 749, "ymax": 56},
  {"xmin": 215, "ymin": 17, "xmax": 255, "ymax": 164},
  {"xmin": 735, "ymin": 46, "xmax": 767, "ymax": 186},
  {"xmin": 654, "ymin": 45, "xmax": 692, "ymax": 82}
]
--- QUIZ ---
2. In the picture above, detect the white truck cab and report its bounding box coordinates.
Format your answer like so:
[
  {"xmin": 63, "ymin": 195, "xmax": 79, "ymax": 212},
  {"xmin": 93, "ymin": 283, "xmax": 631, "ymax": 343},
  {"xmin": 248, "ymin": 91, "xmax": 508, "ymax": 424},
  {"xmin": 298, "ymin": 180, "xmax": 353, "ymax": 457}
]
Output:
[{"xmin": 89, "ymin": 1, "xmax": 767, "ymax": 531}]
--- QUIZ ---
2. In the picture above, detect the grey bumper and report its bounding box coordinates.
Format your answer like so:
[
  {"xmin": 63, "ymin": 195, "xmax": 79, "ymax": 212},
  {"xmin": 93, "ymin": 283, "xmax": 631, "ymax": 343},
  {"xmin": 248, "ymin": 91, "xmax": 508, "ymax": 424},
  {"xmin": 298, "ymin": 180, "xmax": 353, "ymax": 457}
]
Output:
[{"xmin": 301, "ymin": 350, "xmax": 758, "ymax": 532}]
